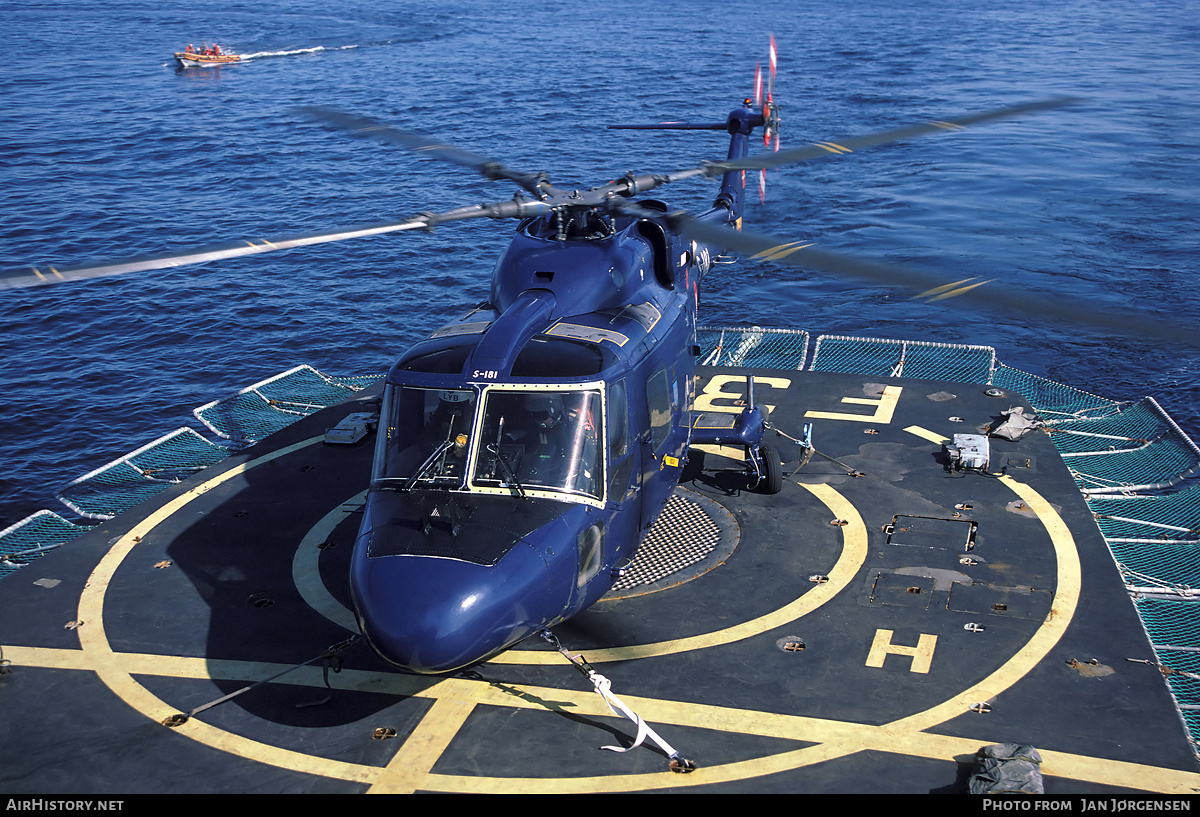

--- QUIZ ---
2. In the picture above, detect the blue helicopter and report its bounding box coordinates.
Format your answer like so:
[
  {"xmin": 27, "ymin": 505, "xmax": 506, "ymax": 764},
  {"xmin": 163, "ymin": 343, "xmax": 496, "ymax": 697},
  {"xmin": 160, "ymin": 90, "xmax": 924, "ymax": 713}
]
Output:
[
  {"xmin": 7, "ymin": 43, "xmax": 1149, "ymax": 676},
  {"xmin": 339, "ymin": 106, "xmax": 787, "ymax": 674},
  {"xmin": 272, "ymin": 86, "xmax": 1099, "ymax": 675}
]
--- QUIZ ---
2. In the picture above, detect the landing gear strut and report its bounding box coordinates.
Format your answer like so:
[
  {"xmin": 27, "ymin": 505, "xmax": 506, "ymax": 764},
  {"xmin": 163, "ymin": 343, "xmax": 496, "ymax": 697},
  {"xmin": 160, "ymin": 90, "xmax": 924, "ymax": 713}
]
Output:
[{"xmin": 689, "ymin": 374, "xmax": 784, "ymax": 494}]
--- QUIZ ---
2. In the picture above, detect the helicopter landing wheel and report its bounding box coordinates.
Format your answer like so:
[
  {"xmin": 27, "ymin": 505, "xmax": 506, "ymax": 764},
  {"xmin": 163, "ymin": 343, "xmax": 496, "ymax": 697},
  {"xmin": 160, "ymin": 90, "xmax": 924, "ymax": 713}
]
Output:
[{"xmin": 752, "ymin": 444, "xmax": 783, "ymax": 495}]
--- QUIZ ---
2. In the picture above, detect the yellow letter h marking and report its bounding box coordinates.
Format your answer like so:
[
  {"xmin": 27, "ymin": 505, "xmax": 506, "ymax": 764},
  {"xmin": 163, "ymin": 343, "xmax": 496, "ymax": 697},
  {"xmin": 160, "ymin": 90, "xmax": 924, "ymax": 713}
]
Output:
[{"xmin": 865, "ymin": 628, "xmax": 938, "ymax": 674}]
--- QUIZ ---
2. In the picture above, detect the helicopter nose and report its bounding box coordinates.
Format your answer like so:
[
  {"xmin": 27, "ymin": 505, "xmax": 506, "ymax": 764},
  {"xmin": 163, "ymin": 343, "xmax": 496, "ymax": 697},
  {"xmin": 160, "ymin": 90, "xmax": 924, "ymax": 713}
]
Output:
[{"xmin": 350, "ymin": 540, "xmax": 562, "ymax": 675}]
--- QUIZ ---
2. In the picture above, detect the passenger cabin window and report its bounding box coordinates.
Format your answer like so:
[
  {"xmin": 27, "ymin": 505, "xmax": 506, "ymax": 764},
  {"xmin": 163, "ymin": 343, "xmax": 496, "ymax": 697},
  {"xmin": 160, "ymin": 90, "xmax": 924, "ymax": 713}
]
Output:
[
  {"xmin": 471, "ymin": 388, "xmax": 603, "ymax": 500},
  {"xmin": 646, "ymin": 368, "xmax": 672, "ymax": 450},
  {"xmin": 608, "ymin": 379, "xmax": 628, "ymax": 458}
]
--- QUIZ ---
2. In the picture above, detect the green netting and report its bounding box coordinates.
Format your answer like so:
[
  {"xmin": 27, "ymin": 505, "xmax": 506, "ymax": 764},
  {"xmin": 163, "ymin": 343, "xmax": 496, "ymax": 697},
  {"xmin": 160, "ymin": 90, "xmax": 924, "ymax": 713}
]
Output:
[
  {"xmin": 808, "ymin": 335, "xmax": 996, "ymax": 382},
  {"xmin": 57, "ymin": 427, "xmax": 230, "ymax": 520},
  {"xmin": 0, "ymin": 510, "xmax": 92, "ymax": 578},
  {"xmin": 1179, "ymin": 710, "xmax": 1200, "ymax": 749},
  {"xmin": 1047, "ymin": 398, "xmax": 1187, "ymax": 454},
  {"xmin": 1090, "ymin": 486, "xmax": 1200, "ymax": 542},
  {"xmin": 194, "ymin": 391, "xmax": 305, "ymax": 443},
  {"xmin": 1089, "ymin": 486, "xmax": 1200, "ymax": 594},
  {"xmin": 1049, "ymin": 399, "xmax": 1200, "ymax": 494},
  {"xmin": 1108, "ymin": 542, "xmax": 1200, "ymax": 593},
  {"xmin": 696, "ymin": 326, "xmax": 808, "ymax": 369},
  {"xmin": 1135, "ymin": 597, "xmax": 1200, "ymax": 650},
  {"xmin": 194, "ymin": 364, "xmax": 383, "ymax": 443},
  {"xmin": 330, "ymin": 374, "xmax": 386, "ymax": 391},
  {"xmin": 1070, "ymin": 440, "xmax": 1200, "ymax": 494},
  {"xmin": 1155, "ymin": 649, "xmax": 1200, "ymax": 701},
  {"xmin": 1138, "ymin": 602, "xmax": 1200, "ymax": 747},
  {"xmin": 1151, "ymin": 648, "xmax": 1200, "ymax": 748},
  {"xmin": 989, "ymin": 364, "xmax": 1116, "ymax": 419}
]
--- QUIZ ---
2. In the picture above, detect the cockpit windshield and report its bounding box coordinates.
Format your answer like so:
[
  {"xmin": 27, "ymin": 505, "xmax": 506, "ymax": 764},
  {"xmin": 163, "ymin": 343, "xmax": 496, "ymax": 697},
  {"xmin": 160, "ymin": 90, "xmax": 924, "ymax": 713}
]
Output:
[
  {"xmin": 471, "ymin": 388, "xmax": 603, "ymax": 500},
  {"xmin": 378, "ymin": 387, "xmax": 476, "ymax": 489},
  {"xmin": 374, "ymin": 384, "xmax": 604, "ymax": 503}
]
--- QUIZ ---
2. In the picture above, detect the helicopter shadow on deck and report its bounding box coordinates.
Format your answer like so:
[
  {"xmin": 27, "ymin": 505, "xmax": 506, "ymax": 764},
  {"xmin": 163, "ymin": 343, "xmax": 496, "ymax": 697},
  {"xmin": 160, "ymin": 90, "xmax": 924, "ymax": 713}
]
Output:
[
  {"xmin": 106, "ymin": 402, "xmax": 757, "ymax": 739},
  {"xmin": 116, "ymin": 395, "xmax": 712, "ymax": 745},
  {"xmin": 93, "ymin": 401, "xmax": 422, "ymax": 734}
]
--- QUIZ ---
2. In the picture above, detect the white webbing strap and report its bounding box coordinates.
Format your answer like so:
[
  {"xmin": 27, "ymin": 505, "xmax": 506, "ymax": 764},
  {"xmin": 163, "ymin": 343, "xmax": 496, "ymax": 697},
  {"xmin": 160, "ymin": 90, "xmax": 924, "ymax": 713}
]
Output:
[
  {"xmin": 540, "ymin": 629, "xmax": 695, "ymax": 771},
  {"xmin": 589, "ymin": 670, "xmax": 670, "ymax": 755}
]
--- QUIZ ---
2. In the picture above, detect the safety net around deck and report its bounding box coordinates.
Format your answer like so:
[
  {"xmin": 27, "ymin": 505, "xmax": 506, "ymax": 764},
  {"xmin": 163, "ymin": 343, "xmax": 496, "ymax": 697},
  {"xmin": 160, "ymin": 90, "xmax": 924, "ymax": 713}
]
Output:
[
  {"xmin": 194, "ymin": 364, "xmax": 382, "ymax": 444},
  {"xmin": 1048, "ymin": 398, "xmax": 1200, "ymax": 494},
  {"xmin": 696, "ymin": 326, "xmax": 809, "ymax": 369},
  {"xmin": 2, "ymin": 364, "xmax": 383, "ymax": 577},
  {"xmin": 56, "ymin": 427, "xmax": 231, "ymax": 520},
  {"xmin": 809, "ymin": 334, "xmax": 996, "ymax": 383},
  {"xmin": 0, "ymin": 510, "xmax": 93, "ymax": 580},
  {"xmin": 1088, "ymin": 486, "xmax": 1200, "ymax": 596},
  {"xmin": 988, "ymin": 363, "xmax": 1117, "ymax": 419},
  {"xmin": 1144, "ymin": 646, "xmax": 1200, "ymax": 741}
]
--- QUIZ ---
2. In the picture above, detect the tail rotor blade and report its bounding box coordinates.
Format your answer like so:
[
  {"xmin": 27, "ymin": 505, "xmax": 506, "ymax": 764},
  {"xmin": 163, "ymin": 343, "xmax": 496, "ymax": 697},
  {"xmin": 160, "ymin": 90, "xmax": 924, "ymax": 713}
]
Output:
[
  {"xmin": 759, "ymin": 35, "xmax": 780, "ymax": 197},
  {"xmin": 767, "ymin": 34, "xmax": 777, "ymax": 102},
  {"xmin": 766, "ymin": 35, "xmax": 777, "ymax": 132}
]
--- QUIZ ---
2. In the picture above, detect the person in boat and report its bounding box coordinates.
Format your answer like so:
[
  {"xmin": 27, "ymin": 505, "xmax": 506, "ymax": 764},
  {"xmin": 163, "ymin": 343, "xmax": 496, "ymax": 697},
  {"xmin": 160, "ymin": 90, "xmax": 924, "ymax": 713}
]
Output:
[
  {"xmin": 213, "ymin": 44, "xmax": 221, "ymax": 56},
  {"xmin": 185, "ymin": 44, "xmax": 195, "ymax": 54}
]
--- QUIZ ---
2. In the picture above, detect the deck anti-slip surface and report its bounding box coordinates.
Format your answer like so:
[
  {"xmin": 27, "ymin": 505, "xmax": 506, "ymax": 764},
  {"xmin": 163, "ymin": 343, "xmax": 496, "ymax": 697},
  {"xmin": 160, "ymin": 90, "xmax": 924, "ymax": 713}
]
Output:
[{"xmin": 2, "ymin": 368, "xmax": 1198, "ymax": 794}]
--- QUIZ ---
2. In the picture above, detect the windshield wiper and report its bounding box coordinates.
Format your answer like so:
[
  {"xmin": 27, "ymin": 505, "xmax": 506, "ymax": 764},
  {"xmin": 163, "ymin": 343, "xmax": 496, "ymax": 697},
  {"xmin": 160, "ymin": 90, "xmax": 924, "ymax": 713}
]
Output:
[
  {"xmin": 400, "ymin": 440, "xmax": 455, "ymax": 491},
  {"xmin": 487, "ymin": 442, "xmax": 527, "ymax": 498}
]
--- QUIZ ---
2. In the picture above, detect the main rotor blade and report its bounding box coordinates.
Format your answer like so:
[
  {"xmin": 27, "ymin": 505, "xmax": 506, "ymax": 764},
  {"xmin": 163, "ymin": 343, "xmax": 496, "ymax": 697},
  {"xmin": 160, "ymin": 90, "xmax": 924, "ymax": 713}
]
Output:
[
  {"xmin": 607, "ymin": 122, "xmax": 729, "ymax": 131},
  {"xmin": 706, "ymin": 96, "xmax": 1083, "ymax": 175},
  {"xmin": 0, "ymin": 218, "xmax": 426, "ymax": 290},
  {"xmin": 300, "ymin": 106, "xmax": 550, "ymax": 197},
  {"xmin": 1, "ymin": 199, "xmax": 550, "ymax": 291},
  {"xmin": 670, "ymin": 215, "xmax": 1197, "ymax": 347}
]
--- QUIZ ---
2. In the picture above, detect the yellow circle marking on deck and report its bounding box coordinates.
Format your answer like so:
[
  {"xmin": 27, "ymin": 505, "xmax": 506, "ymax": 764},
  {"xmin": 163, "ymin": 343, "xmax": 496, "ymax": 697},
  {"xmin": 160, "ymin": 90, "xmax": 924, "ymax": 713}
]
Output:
[
  {"xmin": 291, "ymin": 482, "xmax": 867, "ymax": 665},
  {"xmin": 292, "ymin": 490, "xmax": 364, "ymax": 633},
  {"xmin": 35, "ymin": 426, "xmax": 1199, "ymax": 794},
  {"xmin": 491, "ymin": 481, "xmax": 867, "ymax": 664}
]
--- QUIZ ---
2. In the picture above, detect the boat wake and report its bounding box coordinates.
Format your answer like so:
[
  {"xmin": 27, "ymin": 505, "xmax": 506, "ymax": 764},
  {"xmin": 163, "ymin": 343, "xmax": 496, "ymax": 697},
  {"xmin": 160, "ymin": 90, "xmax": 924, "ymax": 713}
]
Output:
[{"xmin": 238, "ymin": 44, "xmax": 361, "ymax": 60}]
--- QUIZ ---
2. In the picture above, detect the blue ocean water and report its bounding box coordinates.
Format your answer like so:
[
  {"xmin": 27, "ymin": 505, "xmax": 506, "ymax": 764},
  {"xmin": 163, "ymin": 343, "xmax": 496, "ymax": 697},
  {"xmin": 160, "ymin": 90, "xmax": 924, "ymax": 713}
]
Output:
[{"xmin": 2, "ymin": 0, "xmax": 1198, "ymax": 527}]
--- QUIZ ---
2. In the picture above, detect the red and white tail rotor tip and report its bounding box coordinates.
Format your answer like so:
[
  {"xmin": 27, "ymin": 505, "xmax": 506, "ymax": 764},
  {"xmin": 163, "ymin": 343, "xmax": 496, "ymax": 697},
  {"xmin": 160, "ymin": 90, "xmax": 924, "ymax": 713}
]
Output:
[{"xmin": 757, "ymin": 35, "xmax": 779, "ymax": 202}]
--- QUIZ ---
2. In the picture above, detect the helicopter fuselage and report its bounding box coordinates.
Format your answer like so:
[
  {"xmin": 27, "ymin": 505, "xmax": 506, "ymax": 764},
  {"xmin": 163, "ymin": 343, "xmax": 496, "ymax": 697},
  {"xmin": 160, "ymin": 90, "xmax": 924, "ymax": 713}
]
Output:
[{"xmin": 349, "ymin": 107, "xmax": 766, "ymax": 674}]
